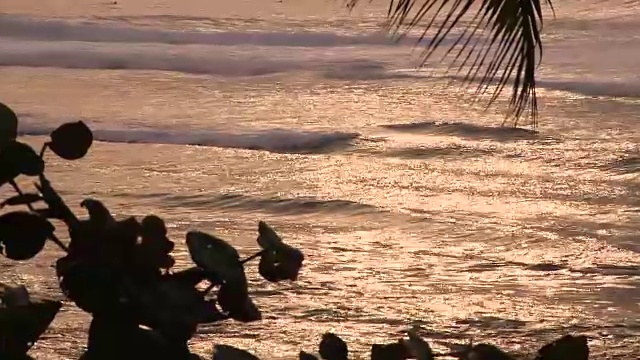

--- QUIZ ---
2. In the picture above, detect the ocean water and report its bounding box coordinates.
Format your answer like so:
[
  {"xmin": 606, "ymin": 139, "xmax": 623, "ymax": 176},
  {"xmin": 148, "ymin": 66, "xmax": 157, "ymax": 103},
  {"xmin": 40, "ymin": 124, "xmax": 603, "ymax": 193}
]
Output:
[{"xmin": 2, "ymin": 0, "xmax": 640, "ymax": 358}]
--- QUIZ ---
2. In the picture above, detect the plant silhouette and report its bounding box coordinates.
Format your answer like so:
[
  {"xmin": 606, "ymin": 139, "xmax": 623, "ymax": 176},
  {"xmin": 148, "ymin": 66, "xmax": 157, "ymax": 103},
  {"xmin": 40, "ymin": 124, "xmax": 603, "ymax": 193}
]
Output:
[
  {"xmin": 0, "ymin": 101, "xmax": 305, "ymax": 359},
  {"xmin": 299, "ymin": 330, "xmax": 590, "ymax": 360}
]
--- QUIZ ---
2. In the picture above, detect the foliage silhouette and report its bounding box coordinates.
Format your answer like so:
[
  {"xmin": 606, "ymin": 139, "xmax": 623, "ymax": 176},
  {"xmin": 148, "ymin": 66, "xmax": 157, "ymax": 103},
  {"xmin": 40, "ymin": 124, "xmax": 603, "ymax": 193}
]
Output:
[
  {"xmin": 0, "ymin": 284, "xmax": 61, "ymax": 358},
  {"xmin": 319, "ymin": 332, "xmax": 349, "ymax": 360},
  {"xmin": 0, "ymin": 101, "xmax": 18, "ymax": 146},
  {"xmin": 0, "ymin": 211, "xmax": 54, "ymax": 260},
  {"xmin": 212, "ymin": 344, "xmax": 261, "ymax": 360},
  {"xmin": 47, "ymin": 121, "xmax": 93, "ymax": 160},
  {"xmin": 0, "ymin": 101, "xmax": 305, "ymax": 359},
  {"xmin": 370, "ymin": 340, "xmax": 411, "ymax": 360},
  {"xmin": 298, "ymin": 331, "xmax": 591, "ymax": 360},
  {"xmin": 535, "ymin": 334, "xmax": 589, "ymax": 360}
]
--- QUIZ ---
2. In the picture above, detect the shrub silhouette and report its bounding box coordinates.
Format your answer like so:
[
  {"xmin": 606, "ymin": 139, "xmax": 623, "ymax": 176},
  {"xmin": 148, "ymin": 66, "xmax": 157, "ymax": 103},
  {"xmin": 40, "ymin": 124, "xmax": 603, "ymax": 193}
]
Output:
[
  {"xmin": 301, "ymin": 331, "xmax": 591, "ymax": 360},
  {"xmin": 0, "ymin": 101, "xmax": 593, "ymax": 359},
  {"xmin": 0, "ymin": 101, "xmax": 304, "ymax": 359}
]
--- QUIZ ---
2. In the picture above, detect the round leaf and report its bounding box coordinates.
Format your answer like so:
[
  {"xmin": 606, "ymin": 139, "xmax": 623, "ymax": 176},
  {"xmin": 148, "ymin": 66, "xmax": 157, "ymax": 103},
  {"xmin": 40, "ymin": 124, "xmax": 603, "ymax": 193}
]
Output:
[
  {"xmin": 56, "ymin": 256, "xmax": 123, "ymax": 314},
  {"xmin": 185, "ymin": 231, "xmax": 246, "ymax": 284},
  {"xmin": 371, "ymin": 342, "xmax": 411, "ymax": 360},
  {"xmin": 256, "ymin": 223, "xmax": 304, "ymax": 282},
  {"xmin": 319, "ymin": 333, "xmax": 349, "ymax": 360},
  {"xmin": 48, "ymin": 121, "xmax": 93, "ymax": 160},
  {"xmin": 1, "ymin": 284, "xmax": 30, "ymax": 307},
  {"xmin": 132, "ymin": 277, "xmax": 204, "ymax": 340},
  {"xmin": 141, "ymin": 215, "xmax": 168, "ymax": 237},
  {"xmin": 213, "ymin": 345, "xmax": 260, "ymax": 360},
  {"xmin": 257, "ymin": 221, "xmax": 303, "ymax": 258},
  {"xmin": 217, "ymin": 283, "xmax": 261, "ymax": 323},
  {"xmin": 299, "ymin": 351, "xmax": 320, "ymax": 360},
  {"xmin": 0, "ymin": 211, "xmax": 54, "ymax": 260},
  {"xmin": 256, "ymin": 221, "xmax": 284, "ymax": 250},
  {"xmin": 213, "ymin": 345, "xmax": 261, "ymax": 360},
  {"xmin": 0, "ymin": 284, "xmax": 62, "ymax": 355},
  {"xmin": 0, "ymin": 141, "xmax": 44, "ymax": 183},
  {"xmin": 466, "ymin": 344, "xmax": 513, "ymax": 360},
  {"xmin": 139, "ymin": 215, "xmax": 175, "ymax": 270},
  {"xmin": 536, "ymin": 335, "xmax": 589, "ymax": 360},
  {"xmin": 402, "ymin": 327, "xmax": 434, "ymax": 360},
  {"xmin": 0, "ymin": 102, "xmax": 18, "ymax": 147},
  {"xmin": 258, "ymin": 251, "xmax": 293, "ymax": 283}
]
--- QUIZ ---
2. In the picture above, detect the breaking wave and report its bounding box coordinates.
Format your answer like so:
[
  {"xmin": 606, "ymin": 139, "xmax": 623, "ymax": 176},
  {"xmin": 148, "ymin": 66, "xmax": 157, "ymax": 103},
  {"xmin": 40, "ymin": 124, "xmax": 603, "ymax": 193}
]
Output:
[{"xmin": 18, "ymin": 121, "xmax": 359, "ymax": 154}]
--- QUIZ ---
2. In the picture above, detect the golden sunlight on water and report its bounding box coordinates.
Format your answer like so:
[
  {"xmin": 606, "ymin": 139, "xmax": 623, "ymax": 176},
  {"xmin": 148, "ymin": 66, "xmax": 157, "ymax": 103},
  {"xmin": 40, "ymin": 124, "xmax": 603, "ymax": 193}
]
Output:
[
  {"xmin": 2, "ymin": 0, "xmax": 640, "ymax": 358},
  {"xmin": 3, "ymin": 66, "xmax": 640, "ymax": 358}
]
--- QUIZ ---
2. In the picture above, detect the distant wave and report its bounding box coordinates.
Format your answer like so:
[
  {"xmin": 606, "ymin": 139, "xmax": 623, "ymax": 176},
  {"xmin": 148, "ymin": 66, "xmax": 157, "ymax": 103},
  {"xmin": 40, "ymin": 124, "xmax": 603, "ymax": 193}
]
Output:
[
  {"xmin": 0, "ymin": 38, "xmax": 394, "ymax": 76},
  {"xmin": 537, "ymin": 79, "xmax": 640, "ymax": 98},
  {"xmin": 0, "ymin": 14, "xmax": 460, "ymax": 76},
  {"xmin": 0, "ymin": 14, "xmax": 406, "ymax": 47},
  {"xmin": 148, "ymin": 192, "xmax": 383, "ymax": 215},
  {"xmin": 18, "ymin": 121, "xmax": 359, "ymax": 154},
  {"xmin": 380, "ymin": 121, "xmax": 540, "ymax": 141}
]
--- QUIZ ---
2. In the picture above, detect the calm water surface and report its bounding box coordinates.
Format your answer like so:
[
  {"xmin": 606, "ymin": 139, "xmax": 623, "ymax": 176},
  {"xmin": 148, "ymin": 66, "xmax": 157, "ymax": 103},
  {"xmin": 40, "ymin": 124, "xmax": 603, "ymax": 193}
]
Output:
[{"xmin": 1, "ymin": 0, "xmax": 640, "ymax": 358}]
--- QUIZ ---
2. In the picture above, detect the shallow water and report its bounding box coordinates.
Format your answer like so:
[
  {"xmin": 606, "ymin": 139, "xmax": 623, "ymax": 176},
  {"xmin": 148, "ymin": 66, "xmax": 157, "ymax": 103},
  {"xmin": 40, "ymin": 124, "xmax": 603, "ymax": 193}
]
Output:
[{"xmin": 1, "ymin": 0, "xmax": 640, "ymax": 358}]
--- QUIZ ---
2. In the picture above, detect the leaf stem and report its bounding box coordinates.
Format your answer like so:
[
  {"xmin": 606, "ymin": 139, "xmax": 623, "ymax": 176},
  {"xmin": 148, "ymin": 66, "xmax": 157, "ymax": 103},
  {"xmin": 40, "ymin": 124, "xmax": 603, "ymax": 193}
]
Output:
[
  {"xmin": 39, "ymin": 143, "xmax": 49, "ymax": 158},
  {"xmin": 240, "ymin": 249, "xmax": 266, "ymax": 264},
  {"xmin": 9, "ymin": 179, "xmax": 69, "ymax": 253}
]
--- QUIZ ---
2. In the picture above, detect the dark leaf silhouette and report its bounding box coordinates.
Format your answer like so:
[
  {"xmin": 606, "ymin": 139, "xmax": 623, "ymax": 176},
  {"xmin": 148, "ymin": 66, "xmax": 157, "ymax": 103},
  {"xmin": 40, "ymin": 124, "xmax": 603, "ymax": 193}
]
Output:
[
  {"xmin": 0, "ymin": 193, "xmax": 44, "ymax": 209},
  {"xmin": 402, "ymin": 327, "xmax": 434, "ymax": 360},
  {"xmin": 213, "ymin": 344, "xmax": 261, "ymax": 360},
  {"xmin": 131, "ymin": 277, "xmax": 204, "ymax": 341},
  {"xmin": 199, "ymin": 298, "xmax": 229, "ymax": 323},
  {"xmin": 535, "ymin": 334, "xmax": 589, "ymax": 360},
  {"xmin": 84, "ymin": 315, "xmax": 183, "ymax": 360},
  {"xmin": 0, "ymin": 283, "xmax": 62, "ymax": 356},
  {"xmin": 456, "ymin": 343, "xmax": 515, "ymax": 360},
  {"xmin": 257, "ymin": 250, "xmax": 284, "ymax": 282},
  {"xmin": 257, "ymin": 221, "xmax": 304, "ymax": 282},
  {"xmin": 258, "ymin": 250, "xmax": 295, "ymax": 282},
  {"xmin": 80, "ymin": 198, "xmax": 116, "ymax": 228},
  {"xmin": 256, "ymin": 221, "xmax": 285, "ymax": 250},
  {"xmin": 0, "ymin": 211, "xmax": 54, "ymax": 260},
  {"xmin": 55, "ymin": 256, "xmax": 125, "ymax": 315},
  {"xmin": 70, "ymin": 221, "xmax": 124, "ymax": 266},
  {"xmin": 371, "ymin": 341, "xmax": 411, "ymax": 360},
  {"xmin": 103, "ymin": 217, "xmax": 141, "ymax": 267},
  {"xmin": 0, "ymin": 141, "xmax": 44, "ymax": 187},
  {"xmin": 137, "ymin": 215, "xmax": 175, "ymax": 271},
  {"xmin": 67, "ymin": 198, "xmax": 141, "ymax": 269},
  {"xmin": 2, "ymin": 284, "xmax": 30, "ymax": 307},
  {"xmin": 0, "ymin": 102, "xmax": 18, "ymax": 147},
  {"xmin": 48, "ymin": 121, "xmax": 94, "ymax": 160},
  {"xmin": 186, "ymin": 231, "xmax": 245, "ymax": 285},
  {"xmin": 169, "ymin": 267, "xmax": 210, "ymax": 289},
  {"xmin": 217, "ymin": 282, "xmax": 261, "ymax": 322},
  {"xmin": 319, "ymin": 333, "xmax": 349, "ymax": 360}
]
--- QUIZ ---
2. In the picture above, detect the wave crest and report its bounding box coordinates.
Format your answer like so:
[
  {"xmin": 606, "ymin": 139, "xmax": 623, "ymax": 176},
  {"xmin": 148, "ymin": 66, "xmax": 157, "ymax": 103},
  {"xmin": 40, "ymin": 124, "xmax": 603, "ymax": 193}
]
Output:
[
  {"xmin": 0, "ymin": 14, "xmax": 398, "ymax": 47},
  {"xmin": 18, "ymin": 121, "xmax": 359, "ymax": 154}
]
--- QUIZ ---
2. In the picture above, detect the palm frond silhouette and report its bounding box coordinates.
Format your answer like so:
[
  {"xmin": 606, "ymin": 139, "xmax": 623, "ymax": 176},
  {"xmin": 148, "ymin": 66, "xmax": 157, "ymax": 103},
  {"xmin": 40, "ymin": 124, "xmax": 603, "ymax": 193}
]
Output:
[{"xmin": 347, "ymin": 0, "xmax": 556, "ymax": 127}]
